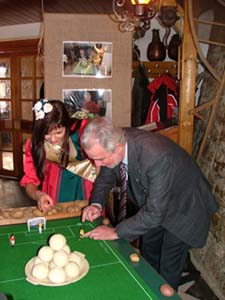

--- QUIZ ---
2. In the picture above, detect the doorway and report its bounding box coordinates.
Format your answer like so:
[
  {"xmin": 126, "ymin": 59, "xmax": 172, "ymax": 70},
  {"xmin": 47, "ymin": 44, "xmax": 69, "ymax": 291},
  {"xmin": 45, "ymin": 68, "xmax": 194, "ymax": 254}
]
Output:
[{"xmin": 0, "ymin": 39, "xmax": 44, "ymax": 178}]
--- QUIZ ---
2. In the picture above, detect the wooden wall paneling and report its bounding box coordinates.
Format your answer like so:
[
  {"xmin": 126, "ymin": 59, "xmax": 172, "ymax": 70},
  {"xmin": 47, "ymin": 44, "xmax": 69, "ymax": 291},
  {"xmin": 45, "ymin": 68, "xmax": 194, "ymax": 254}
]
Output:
[{"xmin": 0, "ymin": 40, "xmax": 39, "ymax": 55}]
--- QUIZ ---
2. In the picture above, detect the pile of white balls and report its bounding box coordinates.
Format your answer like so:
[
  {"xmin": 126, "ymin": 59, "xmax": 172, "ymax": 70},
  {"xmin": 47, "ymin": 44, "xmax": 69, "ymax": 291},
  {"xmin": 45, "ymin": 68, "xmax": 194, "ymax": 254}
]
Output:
[{"xmin": 31, "ymin": 233, "xmax": 84, "ymax": 284}]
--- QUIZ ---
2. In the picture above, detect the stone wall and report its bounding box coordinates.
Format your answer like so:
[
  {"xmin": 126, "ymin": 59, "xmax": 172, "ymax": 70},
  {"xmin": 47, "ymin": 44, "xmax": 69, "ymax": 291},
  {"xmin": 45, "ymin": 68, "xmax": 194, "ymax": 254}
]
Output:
[{"xmin": 191, "ymin": 42, "xmax": 225, "ymax": 300}]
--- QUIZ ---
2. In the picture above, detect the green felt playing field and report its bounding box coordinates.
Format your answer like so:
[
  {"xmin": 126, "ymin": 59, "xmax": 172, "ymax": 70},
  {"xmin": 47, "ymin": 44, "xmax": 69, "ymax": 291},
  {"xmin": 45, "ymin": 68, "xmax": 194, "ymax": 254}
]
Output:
[{"xmin": 0, "ymin": 217, "xmax": 181, "ymax": 300}]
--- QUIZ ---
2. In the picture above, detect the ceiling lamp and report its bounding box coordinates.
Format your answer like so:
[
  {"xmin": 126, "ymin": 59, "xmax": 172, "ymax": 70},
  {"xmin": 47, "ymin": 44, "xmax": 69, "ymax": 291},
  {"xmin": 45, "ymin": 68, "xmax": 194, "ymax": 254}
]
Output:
[
  {"xmin": 112, "ymin": 0, "xmax": 179, "ymax": 33},
  {"xmin": 112, "ymin": 0, "xmax": 159, "ymax": 32}
]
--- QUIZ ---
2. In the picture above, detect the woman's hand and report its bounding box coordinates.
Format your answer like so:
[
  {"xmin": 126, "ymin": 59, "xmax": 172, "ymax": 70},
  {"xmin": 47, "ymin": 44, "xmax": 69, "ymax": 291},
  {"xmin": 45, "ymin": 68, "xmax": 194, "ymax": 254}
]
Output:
[
  {"xmin": 35, "ymin": 191, "xmax": 54, "ymax": 213},
  {"xmin": 25, "ymin": 183, "xmax": 54, "ymax": 213}
]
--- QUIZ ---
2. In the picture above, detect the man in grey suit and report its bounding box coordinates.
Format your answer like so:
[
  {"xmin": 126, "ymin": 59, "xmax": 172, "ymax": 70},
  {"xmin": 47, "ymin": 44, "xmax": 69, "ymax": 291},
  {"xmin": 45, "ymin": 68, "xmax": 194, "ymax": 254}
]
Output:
[{"xmin": 81, "ymin": 117, "xmax": 218, "ymax": 291}]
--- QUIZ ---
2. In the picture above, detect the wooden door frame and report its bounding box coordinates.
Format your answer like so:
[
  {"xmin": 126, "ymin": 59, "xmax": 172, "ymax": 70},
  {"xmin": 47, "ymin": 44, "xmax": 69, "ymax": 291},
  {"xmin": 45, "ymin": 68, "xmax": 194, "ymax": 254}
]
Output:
[{"xmin": 0, "ymin": 39, "xmax": 40, "ymax": 178}]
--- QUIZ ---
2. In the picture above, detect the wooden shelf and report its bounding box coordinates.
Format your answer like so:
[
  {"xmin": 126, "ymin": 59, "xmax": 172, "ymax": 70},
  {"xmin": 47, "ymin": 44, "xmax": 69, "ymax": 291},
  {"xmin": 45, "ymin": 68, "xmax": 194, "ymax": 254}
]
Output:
[
  {"xmin": 0, "ymin": 200, "xmax": 88, "ymax": 225},
  {"xmin": 157, "ymin": 125, "xmax": 178, "ymax": 144},
  {"xmin": 132, "ymin": 61, "xmax": 177, "ymax": 78}
]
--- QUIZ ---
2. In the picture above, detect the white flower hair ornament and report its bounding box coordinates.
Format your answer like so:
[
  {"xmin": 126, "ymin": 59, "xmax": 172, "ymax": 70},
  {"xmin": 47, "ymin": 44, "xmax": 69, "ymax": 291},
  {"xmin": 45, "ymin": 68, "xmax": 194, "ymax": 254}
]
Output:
[{"xmin": 32, "ymin": 99, "xmax": 53, "ymax": 120}]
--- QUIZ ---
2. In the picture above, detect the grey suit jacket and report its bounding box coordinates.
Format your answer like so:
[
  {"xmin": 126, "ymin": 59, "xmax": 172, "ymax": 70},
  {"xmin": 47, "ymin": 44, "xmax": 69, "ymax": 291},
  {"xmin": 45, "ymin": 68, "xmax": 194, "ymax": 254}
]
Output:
[{"xmin": 90, "ymin": 128, "xmax": 218, "ymax": 248}]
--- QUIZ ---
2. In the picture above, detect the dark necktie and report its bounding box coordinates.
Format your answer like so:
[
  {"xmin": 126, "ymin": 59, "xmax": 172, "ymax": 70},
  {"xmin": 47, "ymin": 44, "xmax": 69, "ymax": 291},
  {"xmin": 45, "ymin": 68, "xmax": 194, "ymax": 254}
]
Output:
[{"xmin": 118, "ymin": 162, "xmax": 127, "ymax": 223}]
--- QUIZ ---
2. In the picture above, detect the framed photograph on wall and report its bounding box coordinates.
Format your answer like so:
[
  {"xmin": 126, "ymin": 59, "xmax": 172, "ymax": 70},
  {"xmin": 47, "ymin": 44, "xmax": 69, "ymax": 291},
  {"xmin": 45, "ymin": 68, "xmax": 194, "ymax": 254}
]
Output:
[
  {"xmin": 63, "ymin": 89, "xmax": 112, "ymax": 118},
  {"xmin": 63, "ymin": 41, "xmax": 112, "ymax": 78}
]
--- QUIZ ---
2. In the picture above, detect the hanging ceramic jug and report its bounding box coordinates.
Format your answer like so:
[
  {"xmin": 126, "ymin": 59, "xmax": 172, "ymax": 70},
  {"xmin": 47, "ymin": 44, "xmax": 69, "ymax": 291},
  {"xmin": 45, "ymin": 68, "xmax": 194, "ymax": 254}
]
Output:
[
  {"xmin": 147, "ymin": 29, "xmax": 166, "ymax": 61},
  {"xmin": 168, "ymin": 34, "xmax": 181, "ymax": 61}
]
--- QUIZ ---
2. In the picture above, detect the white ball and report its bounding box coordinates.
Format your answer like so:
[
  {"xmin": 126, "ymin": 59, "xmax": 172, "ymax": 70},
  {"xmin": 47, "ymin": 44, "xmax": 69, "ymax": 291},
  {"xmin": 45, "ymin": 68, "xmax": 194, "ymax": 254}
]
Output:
[
  {"xmin": 33, "ymin": 256, "xmax": 42, "ymax": 265},
  {"xmin": 64, "ymin": 262, "xmax": 80, "ymax": 278},
  {"xmin": 32, "ymin": 263, "xmax": 49, "ymax": 280},
  {"xmin": 69, "ymin": 252, "xmax": 82, "ymax": 266},
  {"xmin": 49, "ymin": 261, "xmax": 56, "ymax": 269},
  {"xmin": 53, "ymin": 250, "xmax": 68, "ymax": 267},
  {"xmin": 38, "ymin": 246, "xmax": 54, "ymax": 262},
  {"xmin": 49, "ymin": 234, "xmax": 67, "ymax": 251},
  {"xmin": 48, "ymin": 267, "xmax": 66, "ymax": 284},
  {"xmin": 63, "ymin": 244, "xmax": 71, "ymax": 254}
]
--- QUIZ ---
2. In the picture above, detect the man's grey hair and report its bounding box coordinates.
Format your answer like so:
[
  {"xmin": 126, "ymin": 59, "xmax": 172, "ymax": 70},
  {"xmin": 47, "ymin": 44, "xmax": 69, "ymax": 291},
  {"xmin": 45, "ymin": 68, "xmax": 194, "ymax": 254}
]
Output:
[{"xmin": 81, "ymin": 117, "xmax": 126, "ymax": 153}]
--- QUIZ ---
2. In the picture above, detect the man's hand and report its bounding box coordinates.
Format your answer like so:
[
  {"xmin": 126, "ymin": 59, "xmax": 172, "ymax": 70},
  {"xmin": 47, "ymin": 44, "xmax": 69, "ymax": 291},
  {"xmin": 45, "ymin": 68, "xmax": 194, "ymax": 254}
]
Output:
[
  {"xmin": 82, "ymin": 205, "xmax": 101, "ymax": 222},
  {"xmin": 83, "ymin": 225, "xmax": 118, "ymax": 240}
]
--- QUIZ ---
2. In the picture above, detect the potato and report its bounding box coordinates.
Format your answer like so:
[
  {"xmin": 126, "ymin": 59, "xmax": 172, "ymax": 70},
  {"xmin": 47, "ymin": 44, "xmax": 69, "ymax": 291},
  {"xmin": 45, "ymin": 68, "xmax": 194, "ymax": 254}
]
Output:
[
  {"xmin": 32, "ymin": 208, "xmax": 44, "ymax": 217},
  {"xmin": 160, "ymin": 284, "xmax": 175, "ymax": 297},
  {"xmin": 10, "ymin": 209, "xmax": 24, "ymax": 219},
  {"xmin": 130, "ymin": 253, "xmax": 140, "ymax": 263}
]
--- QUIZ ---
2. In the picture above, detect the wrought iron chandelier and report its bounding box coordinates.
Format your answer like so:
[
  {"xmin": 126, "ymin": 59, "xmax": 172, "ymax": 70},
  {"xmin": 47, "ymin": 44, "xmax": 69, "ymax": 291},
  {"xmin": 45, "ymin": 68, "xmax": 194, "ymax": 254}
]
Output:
[{"xmin": 112, "ymin": 0, "xmax": 179, "ymax": 33}]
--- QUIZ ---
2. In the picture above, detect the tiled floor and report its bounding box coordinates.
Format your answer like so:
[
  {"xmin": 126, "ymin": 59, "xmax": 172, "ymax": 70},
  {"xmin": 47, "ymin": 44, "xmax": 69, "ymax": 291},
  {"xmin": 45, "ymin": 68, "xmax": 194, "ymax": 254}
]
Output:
[{"xmin": 0, "ymin": 178, "xmax": 220, "ymax": 300}]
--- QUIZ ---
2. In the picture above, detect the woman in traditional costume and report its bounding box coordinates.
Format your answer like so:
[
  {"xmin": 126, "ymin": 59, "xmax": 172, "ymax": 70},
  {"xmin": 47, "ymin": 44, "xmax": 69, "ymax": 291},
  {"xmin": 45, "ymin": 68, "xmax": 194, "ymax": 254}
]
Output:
[{"xmin": 20, "ymin": 99, "xmax": 96, "ymax": 212}]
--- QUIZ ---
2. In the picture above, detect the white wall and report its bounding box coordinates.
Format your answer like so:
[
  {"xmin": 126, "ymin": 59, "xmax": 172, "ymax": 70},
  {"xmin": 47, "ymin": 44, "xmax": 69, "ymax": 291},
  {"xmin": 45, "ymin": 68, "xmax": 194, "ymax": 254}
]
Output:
[{"xmin": 0, "ymin": 23, "xmax": 41, "ymax": 41}]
